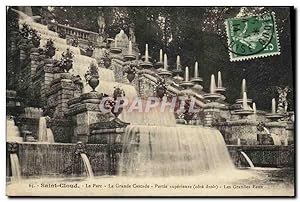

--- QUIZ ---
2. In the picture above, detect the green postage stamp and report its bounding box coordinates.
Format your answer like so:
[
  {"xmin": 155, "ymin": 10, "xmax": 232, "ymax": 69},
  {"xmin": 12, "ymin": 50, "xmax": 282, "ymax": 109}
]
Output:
[{"xmin": 225, "ymin": 12, "xmax": 281, "ymax": 61}]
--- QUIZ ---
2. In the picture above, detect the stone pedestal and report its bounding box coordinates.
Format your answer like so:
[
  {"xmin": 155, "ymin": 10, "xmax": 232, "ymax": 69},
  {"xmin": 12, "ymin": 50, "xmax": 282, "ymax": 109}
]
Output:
[
  {"xmin": 225, "ymin": 119, "xmax": 258, "ymax": 145},
  {"xmin": 203, "ymin": 102, "xmax": 222, "ymax": 127},
  {"xmin": 137, "ymin": 74, "xmax": 156, "ymax": 99},
  {"xmin": 65, "ymin": 92, "xmax": 113, "ymax": 143},
  {"xmin": 45, "ymin": 73, "xmax": 75, "ymax": 142},
  {"xmin": 110, "ymin": 53, "xmax": 124, "ymax": 64},
  {"xmin": 265, "ymin": 121, "xmax": 288, "ymax": 145},
  {"xmin": 286, "ymin": 122, "xmax": 294, "ymax": 145},
  {"xmin": 10, "ymin": 31, "xmax": 18, "ymax": 53},
  {"xmin": 6, "ymin": 90, "xmax": 23, "ymax": 117},
  {"xmin": 73, "ymin": 76, "xmax": 84, "ymax": 97},
  {"xmin": 15, "ymin": 117, "xmax": 39, "ymax": 140},
  {"xmin": 16, "ymin": 44, "xmax": 41, "ymax": 105},
  {"xmin": 17, "ymin": 47, "xmax": 41, "ymax": 102},
  {"xmin": 22, "ymin": 130, "xmax": 36, "ymax": 142},
  {"xmin": 39, "ymin": 59, "xmax": 55, "ymax": 105},
  {"xmin": 33, "ymin": 57, "xmax": 55, "ymax": 107},
  {"xmin": 30, "ymin": 48, "xmax": 40, "ymax": 78},
  {"xmin": 89, "ymin": 118, "xmax": 129, "ymax": 144},
  {"xmin": 19, "ymin": 38, "xmax": 28, "ymax": 69},
  {"xmin": 46, "ymin": 73, "xmax": 75, "ymax": 118},
  {"xmin": 111, "ymin": 58, "xmax": 128, "ymax": 83}
]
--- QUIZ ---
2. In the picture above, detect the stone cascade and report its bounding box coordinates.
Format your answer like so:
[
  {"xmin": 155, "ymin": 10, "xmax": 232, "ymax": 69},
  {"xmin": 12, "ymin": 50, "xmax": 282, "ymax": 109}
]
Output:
[
  {"xmin": 45, "ymin": 73, "xmax": 75, "ymax": 142},
  {"xmin": 5, "ymin": 8, "xmax": 295, "ymax": 184},
  {"xmin": 17, "ymin": 11, "xmax": 136, "ymax": 101},
  {"xmin": 6, "ymin": 117, "xmax": 23, "ymax": 142},
  {"xmin": 203, "ymin": 74, "xmax": 225, "ymax": 127},
  {"xmin": 66, "ymin": 92, "xmax": 110, "ymax": 143},
  {"xmin": 10, "ymin": 9, "xmax": 294, "ymax": 148},
  {"xmin": 265, "ymin": 98, "xmax": 288, "ymax": 145}
]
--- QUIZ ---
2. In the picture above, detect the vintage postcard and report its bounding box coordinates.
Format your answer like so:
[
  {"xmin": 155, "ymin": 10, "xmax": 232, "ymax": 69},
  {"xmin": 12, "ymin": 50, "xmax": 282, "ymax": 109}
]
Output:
[{"xmin": 6, "ymin": 6, "xmax": 295, "ymax": 197}]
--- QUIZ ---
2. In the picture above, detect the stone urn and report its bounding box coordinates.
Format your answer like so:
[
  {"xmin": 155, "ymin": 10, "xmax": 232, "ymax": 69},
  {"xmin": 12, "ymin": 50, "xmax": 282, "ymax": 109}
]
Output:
[
  {"xmin": 111, "ymin": 100, "xmax": 124, "ymax": 117},
  {"xmin": 103, "ymin": 58, "xmax": 111, "ymax": 68},
  {"xmin": 86, "ymin": 49, "xmax": 94, "ymax": 57},
  {"xmin": 183, "ymin": 112, "xmax": 194, "ymax": 122},
  {"xmin": 111, "ymin": 87, "xmax": 125, "ymax": 117},
  {"xmin": 63, "ymin": 60, "xmax": 73, "ymax": 72},
  {"xmin": 126, "ymin": 71, "xmax": 135, "ymax": 82},
  {"xmin": 45, "ymin": 47, "xmax": 56, "ymax": 58},
  {"xmin": 156, "ymin": 85, "xmax": 166, "ymax": 99},
  {"xmin": 88, "ymin": 76, "xmax": 99, "ymax": 92}
]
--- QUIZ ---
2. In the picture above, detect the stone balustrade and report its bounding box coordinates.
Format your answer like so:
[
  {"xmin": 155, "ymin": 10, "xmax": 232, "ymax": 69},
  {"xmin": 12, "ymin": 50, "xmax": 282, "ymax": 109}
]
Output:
[{"xmin": 48, "ymin": 22, "xmax": 99, "ymax": 43}]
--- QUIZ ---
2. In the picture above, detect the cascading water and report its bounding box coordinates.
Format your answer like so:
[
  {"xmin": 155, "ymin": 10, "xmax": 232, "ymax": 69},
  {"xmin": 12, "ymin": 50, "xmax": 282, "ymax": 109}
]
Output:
[
  {"xmin": 241, "ymin": 79, "xmax": 246, "ymax": 95},
  {"xmin": 119, "ymin": 125, "xmax": 234, "ymax": 176},
  {"xmin": 210, "ymin": 74, "xmax": 216, "ymax": 93},
  {"xmin": 6, "ymin": 117, "xmax": 22, "ymax": 142},
  {"xmin": 10, "ymin": 153, "xmax": 21, "ymax": 181},
  {"xmin": 270, "ymin": 134, "xmax": 282, "ymax": 145},
  {"xmin": 46, "ymin": 128, "xmax": 55, "ymax": 143},
  {"xmin": 80, "ymin": 153, "xmax": 94, "ymax": 178},
  {"xmin": 119, "ymin": 107, "xmax": 176, "ymax": 126},
  {"xmin": 38, "ymin": 117, "xmax": 55, "ymax": 143},
  {"xmin": 38, "ymin": 117, "xmax": 47, "ymax": 142},
  {"xmin": 119, "ymin": 106, "xmax": 235, "ymax": 177},
  {"xmin": 240, "ymin": 151, "xmax": 255, "ymax": 168}
]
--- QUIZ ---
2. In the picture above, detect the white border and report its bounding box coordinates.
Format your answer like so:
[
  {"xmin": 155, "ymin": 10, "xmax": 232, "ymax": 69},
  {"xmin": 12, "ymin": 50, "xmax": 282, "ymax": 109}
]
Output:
[{"xmin": 0, "ymin": 2, "xmax": 298, "ymax": 202}]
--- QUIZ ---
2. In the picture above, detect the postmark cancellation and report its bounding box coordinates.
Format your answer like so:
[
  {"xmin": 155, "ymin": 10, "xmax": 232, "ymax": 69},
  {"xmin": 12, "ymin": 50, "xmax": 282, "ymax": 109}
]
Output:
[{"xmin": 225, "ymin": 12, "xmax": 281, "ymax": 62}]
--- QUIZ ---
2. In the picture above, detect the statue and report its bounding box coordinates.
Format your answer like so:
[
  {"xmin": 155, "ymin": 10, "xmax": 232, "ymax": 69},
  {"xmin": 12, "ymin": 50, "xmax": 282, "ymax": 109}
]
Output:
[
  {"xmin": 129, "ymin": 24, "xmax": 136, "ymax": 43},
  {"xmin": 123, "ymin": 61, "xmax": 137, "ymax": 82},
  {"xmin": 99, "ymin": 49, "xmax": 111, "ymax": 68},
  {"xmin": 97, "ymin": 14, "xmax": 106, "ymax": 36},
  {"xmin": 114, "ymin": 30, "xmax": 129, "ymax": 48},
  {"xmin": 104, "ymin": 86, "xmax": 126, "ymax": 118},
  {"xmin": 276, "ymin": 86, "xmax": 290, "ymax": 114}
]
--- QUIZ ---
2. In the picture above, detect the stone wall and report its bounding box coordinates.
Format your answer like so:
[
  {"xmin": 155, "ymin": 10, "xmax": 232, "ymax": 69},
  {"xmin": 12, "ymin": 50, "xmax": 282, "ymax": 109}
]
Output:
[
  {"xmin": 111, "ymin": 58, "xmax": 127, "ymax": 83},
  {"xmin": 7, "ymin": 143, "xmax": 294, "ymax": 178},
  {"xmin": 211, "ymin": 117, "xmax": 293, "ymax": 146},
  {"xmin": 15, "ymin": 117, "xmax": 39, "ymax": 139},
  {"xmin": 228, "ymin": 145, "xmax": 294, "ymax": 168},
  {"xmin": 48, "ymin": 119, "xmax": 73, "ymax": 143},
  {"xmin": 45, "ymin": 73, "xmax": 77, "ymax": 142},
  {"xmin": 137, "ymin": 74, "xmax": 156, "ymax": 99},
  {"xmin": 7, "ymin": 142, "xmax": 122, "ymax": 177}
]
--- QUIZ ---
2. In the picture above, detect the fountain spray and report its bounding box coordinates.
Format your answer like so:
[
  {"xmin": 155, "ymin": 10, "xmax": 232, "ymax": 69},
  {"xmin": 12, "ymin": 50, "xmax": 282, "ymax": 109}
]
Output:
[
  {"xmin": 185, "ymin": 66, "xmax": 189, "ymax": 82},
  {"xmin": 210, "ymin": 74, "xmax": 216, "ymax": 94}
]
